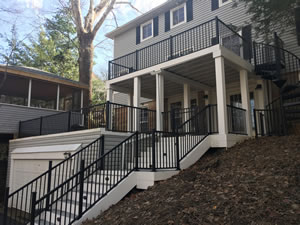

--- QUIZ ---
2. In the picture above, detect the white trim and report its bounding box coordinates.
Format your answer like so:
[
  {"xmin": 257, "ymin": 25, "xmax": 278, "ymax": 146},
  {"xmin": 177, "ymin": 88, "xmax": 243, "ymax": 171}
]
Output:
[
  {"xmin": 219, "ymin": 0, "xmax": 232, "ymax": 7},
  {"xmin": 140, "ymin": 19, "xmax": 154, "ymax": 42},
  {"xmin": 27, "ymin": 78, "xmax": 32, "ymax": 107},
  {"xmin": 170, "ymin": 2, "xmax": 187, "ymax": 29},
  {"xmin": 56, "ymin": 84, "xmax": 60, "ymax": 110}
]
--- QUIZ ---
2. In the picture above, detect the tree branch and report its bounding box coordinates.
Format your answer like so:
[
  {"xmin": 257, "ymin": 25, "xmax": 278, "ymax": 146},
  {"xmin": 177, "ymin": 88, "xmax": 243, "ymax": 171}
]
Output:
[
  {"xmin": 115, "ymin": 1, "xmax": 143, "ymax": 14},
  {"xmin": 84, "ymin": 0, "xmax": 95, "ymax": 32},
  {"xmin": 111, "ymin": 10, "xmax": 119, "ymax": 27},
  {"xmin": 92, "ymin": 0, "xmax": 116, "ymax": 38},
  {"xmin": 71, "ymin": 0, "xmax": 85, "ymax": 34}
]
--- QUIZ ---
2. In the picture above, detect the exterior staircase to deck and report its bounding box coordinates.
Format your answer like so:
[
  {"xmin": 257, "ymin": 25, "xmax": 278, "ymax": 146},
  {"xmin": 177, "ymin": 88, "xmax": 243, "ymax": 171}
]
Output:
[
  {"xmin": 3, "ymin": 105, "xmax": 217, "ymax": 225},
  {"xmin": 253, "ymin": 33, "xmax": 300, "ymax": 136}
]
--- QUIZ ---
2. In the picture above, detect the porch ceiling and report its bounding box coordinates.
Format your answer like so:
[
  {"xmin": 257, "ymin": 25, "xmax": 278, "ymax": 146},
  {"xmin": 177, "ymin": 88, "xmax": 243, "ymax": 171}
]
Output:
[{"xmin": 113, "ymin": 54, "xmax": 241, "ymax": 99}]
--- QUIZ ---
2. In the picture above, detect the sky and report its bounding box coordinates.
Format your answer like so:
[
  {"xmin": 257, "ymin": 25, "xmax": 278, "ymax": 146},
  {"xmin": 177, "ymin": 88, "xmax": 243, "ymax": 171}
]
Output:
[{"xmin": 0, "ymin": 0, "xmax": 167, "ymax": 78}]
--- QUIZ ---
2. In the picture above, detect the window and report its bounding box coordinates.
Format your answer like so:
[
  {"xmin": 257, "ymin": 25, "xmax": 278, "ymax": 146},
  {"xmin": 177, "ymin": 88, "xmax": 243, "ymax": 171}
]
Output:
[
  {"xmin": 219, "ymin": 0, "xmax": 232, "ymax": 7},
  {"xmin": 171, "ymin": 3, "xmax": 186, "ymax": 28},
  {"xmin": 141, "ymin": 20, "xmax": 153, "ymax": 42}
]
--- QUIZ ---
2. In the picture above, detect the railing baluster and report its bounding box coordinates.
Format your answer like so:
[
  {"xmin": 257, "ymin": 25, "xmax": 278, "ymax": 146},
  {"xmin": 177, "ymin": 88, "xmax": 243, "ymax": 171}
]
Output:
[
  {"xmin": 78, "ymin": 160, "xmax": 85, "ymax": 219},
  {"xmin": 152, "ymin": 130, "xmax": 156, "ymax": 172},
  {"xmin": 30, "ymin": 192, "xmax": 37, "ymax": 225}
]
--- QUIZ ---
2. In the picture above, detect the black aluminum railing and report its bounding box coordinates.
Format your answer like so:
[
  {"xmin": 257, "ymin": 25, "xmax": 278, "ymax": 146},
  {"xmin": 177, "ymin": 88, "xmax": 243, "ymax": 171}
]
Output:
[
  {"xmin": 253, "ymin": 41, "xmax": 300, "ymax": 86},
  {"xmin": 3, "ymin": 136, "xmax": 105, "ymax": 225},
  {"xmin": 106, "ymin": 102, "xmax": 156, "ymax": 133},
  {"xmin": 227, "ymin": 105, "xmax": 247, "ymax": 135},
  {"xmin": 3, "ymin": 104, "xmax": 217, "ymax": 225},
  {"xmin": 176, "ymin": 105, "xmax": 218, "ymax": 135},
  {"xmin": 19, "ymin": 104, "xmax": 107, "ymax": 138},
  {"xmin": 162, "ymin": 106, "xmax": 202, "ymax": 133},
  {"xmin": 19, "ymin": 102, "xmax": 156, "ymax": 137},
  {"xmin": 108, "ymin": 17, "xmax": 250, "ymax": 80}
]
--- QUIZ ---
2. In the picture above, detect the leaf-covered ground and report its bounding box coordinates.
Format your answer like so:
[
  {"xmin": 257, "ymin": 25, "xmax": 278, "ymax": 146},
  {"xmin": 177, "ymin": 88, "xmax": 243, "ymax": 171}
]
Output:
[{"xmin": 83, "ymin": 136, "xmax": 300, "ymax": 225}]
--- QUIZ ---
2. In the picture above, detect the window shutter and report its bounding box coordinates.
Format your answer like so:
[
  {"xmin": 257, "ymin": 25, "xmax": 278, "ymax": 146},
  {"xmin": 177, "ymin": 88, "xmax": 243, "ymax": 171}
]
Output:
[
  {"xmin": 154, "ymin": 16, "xmax": 159, "ymax": 37},
  {"xmin": 242, "ymin": 25, "xmax": 252, "ymax": 60},
  {"xmin": 136, "ymin": 26, "xmax": 141, "ymax": 45},
  {"xmin": 186, "ymin": 0, "xmax": 193, "ymax": 22},
  {"xmin": 296, "ymin": 7, "xmax": 300, "ymax": 46},
  {"xmin": 211, "ymin": 0, "xmax": 219, "ymax": 11},
  {"xmin": 165, "ymin": 11, "xmax": 170, "ymax": 32}
]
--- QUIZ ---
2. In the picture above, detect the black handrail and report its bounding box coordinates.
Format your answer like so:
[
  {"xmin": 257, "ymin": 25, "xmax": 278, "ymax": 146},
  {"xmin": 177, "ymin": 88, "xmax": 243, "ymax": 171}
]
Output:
[
  {"xmin": 4, "ymin": 135, "xmax": 105, "ymax": 225},
  {"xmin": 4, "ymin": 103, "xmax": 219, "ymax": 225},
  {"xmin": 108, "ymin": 17, "xmax": 249, "ymax": 80},
  {"xmin": 19, "ymin": 101, "xmax": 157, "ymax": 137},
  {"xmin": 227, "ymin": 105, "xmax": 248, "ymax": 135}
]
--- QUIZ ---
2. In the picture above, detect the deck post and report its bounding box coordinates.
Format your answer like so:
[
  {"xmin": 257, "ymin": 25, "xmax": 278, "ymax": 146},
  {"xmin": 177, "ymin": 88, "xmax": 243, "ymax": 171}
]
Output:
[
  {"xmin": 183, "ymin": 83, "xmax": 191, "ymax": 123},
  {"xmin": 27, "ymin": 78, "xmax": 32, "ymax": 107},
  {"xmin": 214, "ymin": 56, "xmax": 228, "ymax": 135},
  {"xmin": 155, "ymin": 72, "xmax": 164, "ymax": 131},
  {"xmin": 56, "ymin": 84, "xmax": 60, "ymax": 110},
  {"xmin": 240, "ymin": 70, "xmax": 252, "ymax": 136},
  {"xmin": 127, "ymin": 93, "xmax": 133, "ymax": 132},
  {"xmin": 133, "ymin": 77, "xmax": 141, "ymax": 131},
  {"xmin": 106, "ymin": 85, "xmax": 114, "ymax": 130}
]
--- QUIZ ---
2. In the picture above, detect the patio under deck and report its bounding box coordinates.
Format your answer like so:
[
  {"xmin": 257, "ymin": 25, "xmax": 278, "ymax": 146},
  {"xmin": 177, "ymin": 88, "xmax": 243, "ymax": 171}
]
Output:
[{"xmin": 106, "ymin": 45, "xmax": 256, "ymax": 140}]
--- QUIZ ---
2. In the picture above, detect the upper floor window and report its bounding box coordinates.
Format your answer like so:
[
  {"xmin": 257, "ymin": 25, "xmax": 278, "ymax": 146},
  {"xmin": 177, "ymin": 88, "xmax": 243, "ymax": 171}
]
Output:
[
  {"xmin": 219, "ymin": 0, "xmax": 232, "ymax": 7},
  {"xmin": 171, "ymin": 3, "xmax": 186, "ymax": 29},
  {"xmin": 141, "ymin": 20, "xmax": 153, "ymax": 42}
]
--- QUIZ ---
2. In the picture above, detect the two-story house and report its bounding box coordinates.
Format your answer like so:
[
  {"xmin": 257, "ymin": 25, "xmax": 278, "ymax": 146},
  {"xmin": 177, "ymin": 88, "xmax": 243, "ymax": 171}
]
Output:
[{"xmin": 2, "ymin": 1, "xmax": 300, "ymax": 225}]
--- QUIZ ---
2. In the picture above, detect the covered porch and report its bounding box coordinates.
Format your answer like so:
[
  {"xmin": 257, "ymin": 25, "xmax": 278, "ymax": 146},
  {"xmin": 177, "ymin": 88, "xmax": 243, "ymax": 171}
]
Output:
[{"xmin": 107, "ymin": 45, "xmax": 268, "ymax": 145}]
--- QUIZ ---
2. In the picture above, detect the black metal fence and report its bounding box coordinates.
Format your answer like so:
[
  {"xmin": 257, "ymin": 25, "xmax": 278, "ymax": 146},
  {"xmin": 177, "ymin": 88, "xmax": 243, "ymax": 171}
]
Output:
[
  {"xmin": 3, "ymin": 136, "xmax": 105, "ymax": 225},
  {"xmin": 227, "ymin": 105, "xmax": 247, "ymax": 135},
  {"xmin": 107, "ymin": 102, "xmax": 156, "ymax": 133},
  {"xmin": 176, "ymin": 105, "xmax": 218, "ymax": 135},
  {"xmin": 4, "ymin": 114, "xmax": 214, "ymax": 225},
  {"xmin": 19, "ymin": 102, "xmax": 157, "ymax": 137},
  {"xmin": 162, "ymin": 106, "xmax": 202, "ymax": 133},
  {"xmin": 108, "ymin": 17, "xmax": 250, "ymax": 80},
  {"xmin": 19, "ymin": 104, "xmax": 107, "ymax": 138}
]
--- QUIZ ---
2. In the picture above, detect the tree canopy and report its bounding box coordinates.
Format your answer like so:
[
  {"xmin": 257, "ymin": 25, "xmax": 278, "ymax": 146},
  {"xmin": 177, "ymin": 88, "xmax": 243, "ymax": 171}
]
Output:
[
  {"xmin": 234, "ymin": 0, "xmax": 299, "ymax": 41},
  {"xmin": 7, "ymin": 10, "xmax": 80, "ymax": 81}
]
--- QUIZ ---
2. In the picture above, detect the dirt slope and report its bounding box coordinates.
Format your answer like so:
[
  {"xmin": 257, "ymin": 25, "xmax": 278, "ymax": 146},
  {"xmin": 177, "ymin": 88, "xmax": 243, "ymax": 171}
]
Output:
[{"xmin": 83, "ymin": 136, "xmax": 300, "ymax": 225}]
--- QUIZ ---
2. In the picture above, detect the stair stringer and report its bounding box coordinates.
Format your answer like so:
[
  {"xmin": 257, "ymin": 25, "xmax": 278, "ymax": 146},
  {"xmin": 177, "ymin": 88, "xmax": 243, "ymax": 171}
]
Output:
[{"xmin": 74, "ymin": 172, "xmax": 137, "ymax": 225}]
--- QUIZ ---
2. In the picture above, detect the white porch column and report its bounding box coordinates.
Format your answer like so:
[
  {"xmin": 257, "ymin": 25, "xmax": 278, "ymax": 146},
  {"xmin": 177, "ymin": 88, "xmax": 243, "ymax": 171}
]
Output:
[
  {"xmin": 240, "ymin": 70, "xmax": 252, "ymax": 136},
  {"xmin": 106, "ymin": 84, "xmax": 113, "ymax": 102},
  {"xmin": 156, "ymin": 73, "xmax": 164, "ymax": 131},
  {"xmin": 56, "ymin": 84, "xmax": 60, "ymax": 110},
  {"xmin": 80, "ymin": 89, "xmax": 84, "ymax": 109},
  {"xmin": 127, "ymin": 93, "xmax": 133, "ymax": 131},
  {"xmin": 256, "ymin": 80, "xmax": 265, "ymax": 109},
  {"xmin": 215, "ymin": 56, "xmax": 228, "ymax": 135},
  {"xmin": 27, "ymin": 79, "xmax": 32, "ymax": 107},
  {"xmin": 133, "ymin": 77, "xmax": 141, "ymax": 131},
  {"xmin": 183, "ymin": 83, "xmax": 191, "ymax": 122}
]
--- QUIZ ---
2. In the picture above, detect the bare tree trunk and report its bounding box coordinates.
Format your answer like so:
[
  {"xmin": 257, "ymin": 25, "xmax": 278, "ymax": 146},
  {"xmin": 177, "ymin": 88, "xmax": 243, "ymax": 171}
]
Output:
[{"xmin": 78, "ymin": 33, "xmax": 94, "ymax": 106}]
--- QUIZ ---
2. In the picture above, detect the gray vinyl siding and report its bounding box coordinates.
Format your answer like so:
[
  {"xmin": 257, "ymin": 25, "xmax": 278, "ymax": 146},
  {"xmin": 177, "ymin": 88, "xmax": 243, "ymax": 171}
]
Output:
[
  {"xmin": 113, "ymin": 0, "xmax": 300, "ymax": 59},
  {"xmin": 7, "ymin": 129, "xmax": 129, "ymax": 187},
  {"xmin": 0, "ymin": 104, "xmax": 61, "ymax": 134},
  {"xmin": 114, "ymin": 92, "xmax": 152, "ymax": 105}
]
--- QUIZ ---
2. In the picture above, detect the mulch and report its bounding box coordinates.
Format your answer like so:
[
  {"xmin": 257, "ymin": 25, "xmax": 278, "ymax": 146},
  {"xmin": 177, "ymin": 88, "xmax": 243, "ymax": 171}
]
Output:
[{"xmin": 82, "ymin": 136, "xmax": 300, "ymax": 225}]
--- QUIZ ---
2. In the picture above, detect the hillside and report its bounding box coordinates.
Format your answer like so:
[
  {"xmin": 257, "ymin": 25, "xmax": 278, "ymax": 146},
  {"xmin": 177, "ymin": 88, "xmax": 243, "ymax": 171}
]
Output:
[{"xmin": 83, "ymin": 136, "xmax": 300, "ymax": 225}]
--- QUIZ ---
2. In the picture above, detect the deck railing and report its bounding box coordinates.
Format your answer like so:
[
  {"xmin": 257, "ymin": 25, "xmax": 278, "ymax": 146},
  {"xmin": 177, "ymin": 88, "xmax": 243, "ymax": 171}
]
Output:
[
  {"xmin": 19, "ymin": 102, "xmax": 157, "ymax": 137},
  {"xmin": 4, "ymin": 104, "xmax": 218, "ymax": 225},
  {"xmin": 108, "ymin": 17, "xmax": 250, "ymax": 80},
  {"xmin": 227, "ymin": 105, "xmax": 247, "ymax": 135}
]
